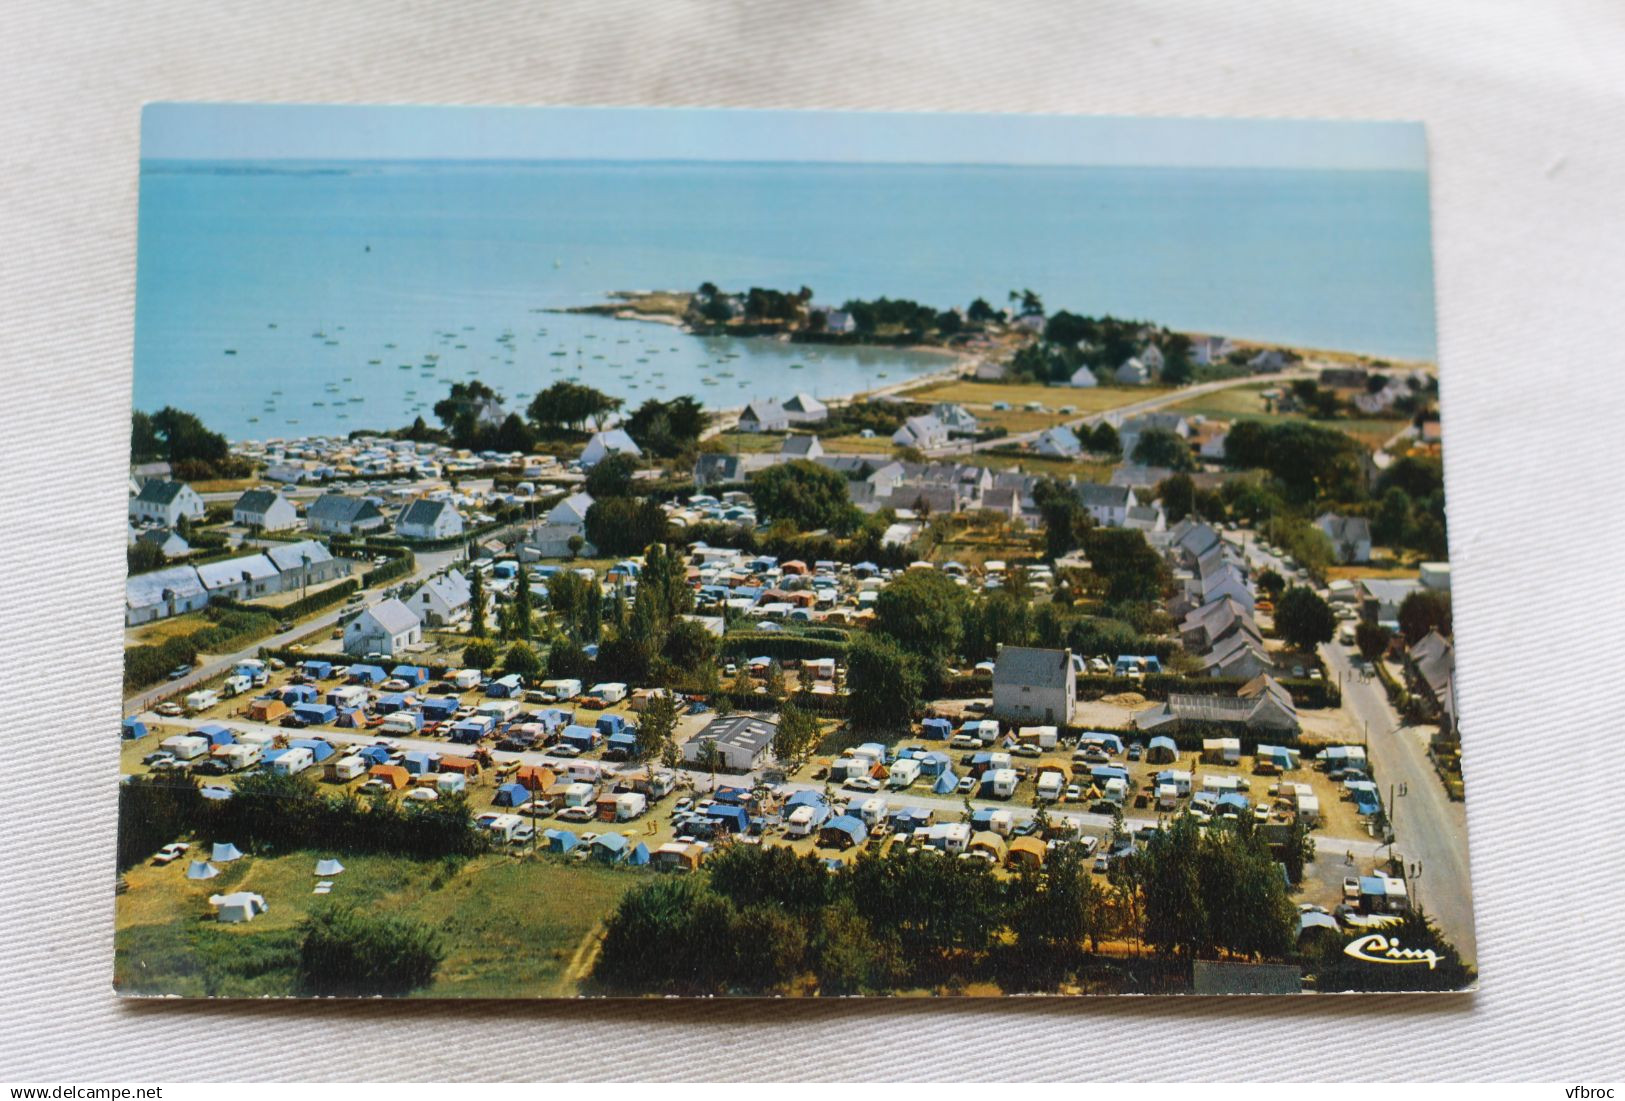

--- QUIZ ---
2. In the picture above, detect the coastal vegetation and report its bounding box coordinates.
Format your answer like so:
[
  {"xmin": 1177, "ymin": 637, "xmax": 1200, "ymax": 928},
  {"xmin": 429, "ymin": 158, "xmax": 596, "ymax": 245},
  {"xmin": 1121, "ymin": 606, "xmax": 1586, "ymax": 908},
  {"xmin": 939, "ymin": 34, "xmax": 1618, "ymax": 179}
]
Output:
[{"xmin": 131, "ymin": 407, "xmax": 252, "ymax": 480}]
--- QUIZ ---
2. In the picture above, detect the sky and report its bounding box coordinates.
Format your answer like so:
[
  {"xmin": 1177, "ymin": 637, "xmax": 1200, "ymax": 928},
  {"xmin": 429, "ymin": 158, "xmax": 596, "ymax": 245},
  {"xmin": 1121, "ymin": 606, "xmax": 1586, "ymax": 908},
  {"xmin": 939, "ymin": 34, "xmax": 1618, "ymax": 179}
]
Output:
[{"xmin": 141, "ymin": 103, "xmax": 1427, "ymax": 172}]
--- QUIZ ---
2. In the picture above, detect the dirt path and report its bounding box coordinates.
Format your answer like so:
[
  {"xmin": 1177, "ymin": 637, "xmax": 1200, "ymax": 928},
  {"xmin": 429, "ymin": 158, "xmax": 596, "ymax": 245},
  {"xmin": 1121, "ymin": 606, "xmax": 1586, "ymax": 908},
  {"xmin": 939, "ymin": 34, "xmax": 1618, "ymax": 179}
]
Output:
[{"xmin": 560, "ymin": 919, "xmax": 606, "ymax": 993}]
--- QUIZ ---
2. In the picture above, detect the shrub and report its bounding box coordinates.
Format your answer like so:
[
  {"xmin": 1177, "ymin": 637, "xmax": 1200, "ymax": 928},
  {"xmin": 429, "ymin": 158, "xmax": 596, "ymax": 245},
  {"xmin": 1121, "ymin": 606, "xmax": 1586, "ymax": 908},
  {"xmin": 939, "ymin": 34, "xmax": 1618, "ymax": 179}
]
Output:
[{"xmin": 298, "ymin": 904, "xmax": 445, "ymax": 997}]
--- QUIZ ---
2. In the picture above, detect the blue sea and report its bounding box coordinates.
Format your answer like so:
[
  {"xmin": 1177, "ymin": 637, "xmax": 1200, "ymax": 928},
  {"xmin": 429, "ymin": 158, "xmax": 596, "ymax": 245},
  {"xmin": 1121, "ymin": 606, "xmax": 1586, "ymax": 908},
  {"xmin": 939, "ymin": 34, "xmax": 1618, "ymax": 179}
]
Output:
[{"xmin": 133, "ymin": 159, "xmax": 1437, "ymax": 439}]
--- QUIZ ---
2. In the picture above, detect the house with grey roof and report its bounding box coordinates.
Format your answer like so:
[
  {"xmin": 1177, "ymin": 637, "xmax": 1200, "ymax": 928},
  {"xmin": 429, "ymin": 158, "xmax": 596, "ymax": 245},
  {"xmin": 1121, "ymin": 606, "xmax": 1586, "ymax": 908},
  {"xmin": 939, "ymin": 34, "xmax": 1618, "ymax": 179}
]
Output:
[
  {"xmin": 232, "ymin": 488, "xmax": 299, "ymax": 532},
  {"xmin": 780, "ymin": 435, "xmax": 824, "ymax": 460},
  {"xmin": 1115, "ymin": 357, "xmax": 1149, "ymax": 386},
  {"xmin": 136, "ymin": 527, "xmax": 191, "ymax": 559},
  {"xmin": 892, "ymin": 414, "xmax": 948, "ymax": 450},
  {"xmin": 682, "ymin": 713, "xmax": 779, "ymax": 772},
  {"xmin": 129, "ymin": 480, "xmax": 205, "ymax": 527},
  {"xmin": 343, "ymin": 598, "xmax": 422, "ymax": 657},
  {"xmin": 931, "ymin": 403, "xmax": 980, "ymax": 436},
  {"xmin": 305, "ymin": 493, "xmax": 385, "ymax": 536},
  {"xmin": 1315, "ymin": 512, "xmax": 1373, "ymax": 564},
  {"xmin": 196, "ymin": 553, "xmax": 282, "ymax": 602},
  {"xmin": 737, "ymin": 400, "xmax": 789, "ymax": 434},
  {"xmin": 265, "ymin": 539, "xmax": 346, "ymax": 590},
  {"xmin": 1033, "ymin": 425, "xmax": 1082, "ymax": 459},
  {"xmin": 580, "ymin": 428, "xmax": 642, "ymax": 468},
  {"xmin": 1135, "ymin": 675, "xmax": 1297, "ymax": 734},
  {"xmin": 992, "ymin": 645, "xmax": 1076, "ymax": 726},
  {"xmin": 125, "ymin": 564, "xmax": 208, "ymax": 626},
  {"xmin": 396, "ymin": 498, "xmax": 464, "ymax": 541},
  {"xmin": 408, "ymin": 571, "xmax": 474, "ymax": 627},
  {"xmin": 1075, "ymin": 482, "xmax": 1137, "ymax": 527},
  {"xmin": 783, "ymin": 393, "xmax": 829, "ymax": 425}
]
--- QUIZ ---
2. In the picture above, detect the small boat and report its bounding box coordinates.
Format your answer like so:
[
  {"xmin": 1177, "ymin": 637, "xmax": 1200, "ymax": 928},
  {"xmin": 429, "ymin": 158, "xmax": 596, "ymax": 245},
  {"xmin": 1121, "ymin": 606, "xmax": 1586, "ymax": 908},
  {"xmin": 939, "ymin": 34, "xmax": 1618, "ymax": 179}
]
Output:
[
  {"xmin": 313, "ymin": 401, "xmax": 326, "ymax": 407},
  {"xmin": 267, "ymin": 323, "xmax": 277, "ymax": 329},
  {"xmin": 248, "ymin": 417, "xmax": 259, "ymax": 423},
  {"xmin": 369, "ymin": 359, "xmax": 382, "ymax": 365},
  {"xmin": 398, "ymin": 364, "xmax": 413, "ymax": 369},
  {"xmin": 224, "ymin": 349, "xmax": 236, "ymax": 355},
  {"xmin": 324, "ymin": 340, "xmax": 338, "ymax": 346}
]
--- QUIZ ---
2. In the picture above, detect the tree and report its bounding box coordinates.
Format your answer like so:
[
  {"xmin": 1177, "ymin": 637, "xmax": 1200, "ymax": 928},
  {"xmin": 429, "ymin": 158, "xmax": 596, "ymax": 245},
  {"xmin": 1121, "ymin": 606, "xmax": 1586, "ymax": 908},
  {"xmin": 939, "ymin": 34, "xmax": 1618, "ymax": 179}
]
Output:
[
  {"xmin": 844, "ymin": 633, "xmax": 921, "ymax": 734},
  {"xmin": 126, "ymin": 540, "xmax": 166, "ymax": 574},
  {"xmin": 1084, "ymin": 527, "xmax": 1165, "ymax": 603},
  {"xmin": 1034, "ymin": 477, "xmax": 1093, "ymax": 561},
  {"xmin": 1156, "ymin": 474, "xmax": 1196, "ymax": 523},
  {"xmin": 1310, "ymin": 909, "xmax": 1475, "ymax": 992},
  {"xmin": 584, "ymin": 497, "xmax": 669, "ymax": 557},
  {"xmin": 1131, "ymin": 427, "xmax": 1196, "ymax": 472},
  {"xmin": 634, "ymin": 691, "xmax": 679, "ymax": 763},
  {"xmin": 1256, "ymin": 567, "xmax": 1286, "ymax": 603},
  {"xmin": 1088, "ymin": 421, "xmax": 1122, "ymax": 457},
  {"xmin": 509, "ymin": 568, "xmax": 534, "ymax": 640},
  {"xmin": 467, "ymin": 568, "xmax": 487, "ymax": 638},
  {"xmin": 1397, "ymin": 589, "xmax": 1452, "ymax": 646},
  {"xmin": 134, "ymin": 407, "xmax": 242, "ymax": 479},
  {"xmin": 1355, "ymin": 621, "xmax": 1393, "ymax": 664},
  {"xmin": 527, "ymin": 380, "xmax": 621, "ymax": 433},
  {"xmin": 1140, "ymin": 812, "xmax": 1208, "ymax": 959},
  {"xmin": 872, "ymin": 567, "xmax": 966, "ymax": 675},
  {"xmin": 501, "ymin": 640, "xmax": 541, "ymax": 678},
  {"xmin": 299, "ymin": 904, "xmax": 444, "ymax": 997},
  {"xmin": 117, "ymin": 774, "xmax": 204, "ymax": 871},
  {"xmin": 772, "ymin": 703, "xmax": 822, "ymax": 771},
  {"xmin": 545, "ymin": 634, "xmax": 588, "ymax": 679},
  {"xmin": 966, "ymin": 297, "xmax": 998, "ymax": 324},
  {"xmin": 696, "ymin": 738, "xmax": 723, "ymax": 790},
  {"xmin": 749, "ymin": 461, "xmax": 858, "ymax": 534},
  {"xmin": 584, "ymin": 451, "xmax": 639, "ymax": 498},
  {"xmin": 1274, "ymin": 586, "xmax": 1337, "ymax": 652},
  {"xmin": 462, "ymin": 639, "xmax": 497, "ymax": 671}
]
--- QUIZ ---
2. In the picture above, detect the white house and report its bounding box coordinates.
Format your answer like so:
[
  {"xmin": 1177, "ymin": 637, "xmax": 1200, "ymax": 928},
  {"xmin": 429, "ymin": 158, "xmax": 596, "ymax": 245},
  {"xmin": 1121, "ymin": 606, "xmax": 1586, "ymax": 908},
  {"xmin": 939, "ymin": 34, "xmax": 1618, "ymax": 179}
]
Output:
[
  {"xmin": 129, "ymin": 480, "xmax": 205, "ymax": 527},
  {"xmin": 1032, "ymin": 425, "xmax": 1082, "ymax": 458},
  {"xmin": 992, "ymin": 646, "xmax": 1077, "ymax": 726},
  {"xmin": 1139, "ymin": 343, "xmax": 1166, "ymax": 378},
  {"xmin": 1315, "ymin": 512, "xmax": 1373, "ymax": 564},
  {"xmin": 343, "ymin": 599, "xmax": 422, "ymax": 657},
  {"xmin": 125, "ymin": 564, "xmax": 208, "ymax": 626},
  {"xmin": 681, "ymin": 713, "xmax": 778, "ymax": 773},
  {"xmin": 408, "ymin": 571, "xmax": 473, "ymax": 627},
  {"xmin": 1069, "ymin": 365, "xmax": 1099, "ymax": 388},
  {"xmin": 231, "ymin": 488, "xmax": 299, "ymax": 531},
  {"xmin": 932, "ymin": 403, "xmax": 980, "ymax": 436},
  {"xmin": 579, "ymin": 429, "xmax": 641, "ymax": 468},
  {"xmin": 396, "ymin": 498, "xmax": 464, "ymax": 541},
  {"xmin": 1076, "ymin": 483, "xmax": 1137, "ymax": 527},
  {"xmin": 893, "ymin": 414, "xmax": 948, "ymax": 450},
  {"xmin": 196, "ymin": 553, "xmax": 281, "ymax": 602},
  {"xmin": 135, "ymin": 527, "xmax": 190, "ymax": 559},
  {"xmin": 305, "ymin": 493, "xmax": 385, "ymax": 536},
  {"xmin": 780, "ymin": 435, "xmax": 824, "ymax": 460},
  {"xmin": 737, "ymin": 400, "xmax": 789, "ymax": 433},
  {"xmin": 546, "ymin": 492, "xmax": 594, "ymax": 526},
  {"xmin": 1115, "ymin": 357, "xmax": 1149, "ymax": 386},
  {"xmin": 783, "ymin": 393, "xmax": 829, "ymax": 425}
]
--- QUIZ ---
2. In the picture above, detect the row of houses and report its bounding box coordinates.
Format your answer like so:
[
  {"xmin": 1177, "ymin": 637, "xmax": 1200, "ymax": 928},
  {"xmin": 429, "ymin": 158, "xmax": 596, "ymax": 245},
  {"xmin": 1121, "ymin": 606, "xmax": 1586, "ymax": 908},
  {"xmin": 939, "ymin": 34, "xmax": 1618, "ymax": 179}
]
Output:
[
  {"xmin": 1162, "ymin": 518, "xmax": 1275, "ymax": 680},
  {"xmin": 125, "ymin": 540, "xmax": 346, "ymax": 625},
  {"xmin": 1134, "ymin": 673, "xmax": 1301, "ymax": 736}
]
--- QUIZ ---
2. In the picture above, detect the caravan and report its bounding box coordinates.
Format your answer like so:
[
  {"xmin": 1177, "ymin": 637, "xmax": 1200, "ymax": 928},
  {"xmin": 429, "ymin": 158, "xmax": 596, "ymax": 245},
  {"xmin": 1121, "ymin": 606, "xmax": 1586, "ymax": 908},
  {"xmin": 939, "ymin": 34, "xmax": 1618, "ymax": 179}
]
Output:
[{"xmin": 183, "ymin": 689, "xmax": 220, "ymax": 714}]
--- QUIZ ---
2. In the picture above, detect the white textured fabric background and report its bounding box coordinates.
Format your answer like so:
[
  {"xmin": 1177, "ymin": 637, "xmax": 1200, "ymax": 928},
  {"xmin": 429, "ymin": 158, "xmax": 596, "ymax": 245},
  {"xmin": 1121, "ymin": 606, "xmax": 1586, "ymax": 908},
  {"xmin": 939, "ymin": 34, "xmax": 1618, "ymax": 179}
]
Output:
[{"xmin": 3, "ymin": 0, "xmax": 1624, "ymax": 1082}]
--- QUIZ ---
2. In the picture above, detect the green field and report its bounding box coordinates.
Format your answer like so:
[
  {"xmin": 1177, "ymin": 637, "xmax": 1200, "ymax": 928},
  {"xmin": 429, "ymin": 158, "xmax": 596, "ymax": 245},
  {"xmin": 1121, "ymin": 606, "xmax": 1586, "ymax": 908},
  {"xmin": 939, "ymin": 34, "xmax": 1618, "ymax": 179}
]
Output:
[
  {"xmin": 115, "ymin": 849, "xmax": 645, "ymax": 998},
  {"xmin": 1166, "ymin": 384, "xmax": 1408, "ymax": 449},
  {"xmin": 902, "ymin": 378, "xmax": 1170, "ymax": 416}
]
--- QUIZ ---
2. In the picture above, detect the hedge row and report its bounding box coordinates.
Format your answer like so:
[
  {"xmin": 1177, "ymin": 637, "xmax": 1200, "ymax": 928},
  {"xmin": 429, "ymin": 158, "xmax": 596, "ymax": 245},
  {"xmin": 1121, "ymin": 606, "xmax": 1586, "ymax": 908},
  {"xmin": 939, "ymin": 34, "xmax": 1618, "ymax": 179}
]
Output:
[
  {"xmin": 929, "ymin": 672, "xmax": 1340, "ymax": 709},
  {"xmin": 255, "ymin": 578, "xmax": 360, "ymax": 621},
  {"xmin": 719, "ymin": 690, "xmax": 847, "ymax": 717},
  {"xmin": 363, "ymin": 551, "xmax": 416, "ymax": 587},
  {"xmin": 124, "ymin": 608, "xmax": 280, "ymax": 691},
  {"xmin": 718, "ymin": 633, "xmax": 849, "ymax": 661}
]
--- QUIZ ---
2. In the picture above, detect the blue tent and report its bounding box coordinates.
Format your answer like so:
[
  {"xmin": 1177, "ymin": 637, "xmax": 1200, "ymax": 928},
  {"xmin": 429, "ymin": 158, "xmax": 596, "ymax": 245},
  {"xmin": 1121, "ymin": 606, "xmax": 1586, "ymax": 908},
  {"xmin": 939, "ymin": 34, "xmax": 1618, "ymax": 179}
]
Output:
[
  {"xmin": 1090, "ymin": 765, "xmax": 1130, "ymax": 785},
  {"xmin": 1257, "ymin": 744, "xmax": 1300, "ymax": 770},
  {"xmin": 784, "ymin": 790, "xmax": 827, "ymax": 811},
  {"xmin": 596, "ymin": 713, "xmax": 632, "ymax": 737},
  {"xmin": 358, "ymin": 745, "xmax": 392, "ymax": 766},
  {"xmin": 536, "ymin": 707, "xmax": 572, "ymax": 730},
  {"xmin": 348, "ymin": 664, "xmax": 388, "ymax": 685},
  {"xmin": 402, "ymin": 751, "xmax": 438, "ymax": 775},
  {"xmin": 1085, "ymin": 733, "xmax": 1125, "ymax": 754},
  {"xmin": 890, "ymin": 807, "xmax": 933, "ymax": 833},
  {"xmin": 196, "ymin": 723, "xmax": 235, "ymax": 746},
  {"xmin": 450, "ymin": 716, "xmax": 495, "ymax": 744},
  {"xmin": 819, "ymin": 814, "xmax": 868, "ymax": 848},
  {"xmin": 493, "ymin": 783, "xmax": 529, "ymax": 807},
  {"xmin": 704, "ymin": 804, "xmax": 749, "ymax": 834},
  {"xmin": 300, "ymin": 659, "xmax": 333, "ymax": 679},
  {"xmin": 852, "ymin": 561, "xmax": 879, "ymax": 577},
  {"xmin": 933, "ymin": 771, "xmax": 960, "ymax": 795},
  {"xmin": 606, "ymin": 731, "xmax": 637, "ymax": 755},
  {"xmin": 970, "ymin": 807, "xmax": 999, "ymax": 829},
  {"xmin": 591, "ymin": 833, "xmax": 629, "ymax": 863},
  {"xmin": 919, "ymin": 751, "xmax": 953, "ymax": 777},
  {"xmin": 279, "ymin": 684, "xmax": 317, "ymax": 704},
  {"xmin": 290, "ymin": 738, "xmax": 335, "ymax": 763},
  {"xmin": 921, "ymin": 717, "xmax": 953, "ymax": 740},
  {"xmin": 390, "ymin": 664, "xmax": 428, "ymax": 685},
  {"xmin": 291, "ymin": 702, "xmax": 336, "ymax": 725},
  {"xmin": 714, "ymin": 786, "xmax": 751, "ymax": 806},
  {"xmin": 485, "ymin": 674, "xmax": 524, "ymax": 698},
  {"xmin": 543, "ymin": 829, "xmax": 579, "ymax": 853},
  {"xmin": 561, "ymin": 725, "xmax": 599, "ymax": 751},
  {"xmin": 1146, "ymin": 735, "xmax": 1179, "ymax": 763},
  {"xmin": 421, "ymin": 696, "xmax": 459, "ymax": 721},
  {"xmin": 1217, "ymin": 792, "xmax": 1251, "ymax": 814},
  {"xmin": 376, "ymin": 692, "xmax": 415, "ymax": 711},
  {"xmin": 492, "ymin": 561, "xmax": 518, "ymax": 579},
  {"xmin": 626, "ymin": 842, "xmax": 651, "ymax": 866},
  {"xmin": 122, "ymin": 716, "xmax": 148, "ymax": 739}
]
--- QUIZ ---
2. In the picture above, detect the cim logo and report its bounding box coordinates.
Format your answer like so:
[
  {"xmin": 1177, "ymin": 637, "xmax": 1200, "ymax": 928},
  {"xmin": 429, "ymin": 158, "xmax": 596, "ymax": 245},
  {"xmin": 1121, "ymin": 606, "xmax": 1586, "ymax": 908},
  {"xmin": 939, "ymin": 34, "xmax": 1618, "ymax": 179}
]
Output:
[{"xmin": 1342, "ymin": 932, "xmax": 1442, "ymax": 969}]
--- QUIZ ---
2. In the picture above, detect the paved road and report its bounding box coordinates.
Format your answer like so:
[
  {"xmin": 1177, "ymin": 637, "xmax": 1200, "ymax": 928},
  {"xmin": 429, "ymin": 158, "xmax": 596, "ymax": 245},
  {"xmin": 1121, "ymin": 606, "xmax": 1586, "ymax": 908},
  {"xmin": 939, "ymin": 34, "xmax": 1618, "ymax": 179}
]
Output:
[
  {"xmin": 140, "ymin": 711, "xmax": 1390, "ymax": 863},
  {"xmin": 1321, "ymin": 639, "xmax": 1478, "ymax": 964}
]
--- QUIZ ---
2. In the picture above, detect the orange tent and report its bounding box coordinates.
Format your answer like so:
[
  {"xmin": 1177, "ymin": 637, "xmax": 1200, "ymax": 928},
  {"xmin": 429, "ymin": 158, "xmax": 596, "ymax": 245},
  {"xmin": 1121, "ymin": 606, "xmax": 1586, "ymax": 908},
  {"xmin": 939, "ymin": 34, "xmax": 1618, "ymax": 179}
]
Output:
[
  {"xmin": 438, "ymin": 755, "xmax": 481, "ymax": 776},
  {"xmin": 248, "ymin": 698, "xmax": 288, "ymax": 723},
  {"xmin": 516, "ymin": 765, "xmax": 557, "ymax": 791},
  {"xmin": 368, "ymin": 764, "xmax": 410, "ymax": 790}
]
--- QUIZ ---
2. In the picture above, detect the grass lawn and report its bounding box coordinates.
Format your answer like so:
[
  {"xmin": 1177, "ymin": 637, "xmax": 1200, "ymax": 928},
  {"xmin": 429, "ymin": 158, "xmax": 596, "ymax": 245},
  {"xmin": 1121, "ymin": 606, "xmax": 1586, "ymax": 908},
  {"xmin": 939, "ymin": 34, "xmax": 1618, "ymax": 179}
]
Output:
[
  {"xmin": 1166, "ymin": 385, "xmax": 1409, "ymax": 450},
  {"xmin": 971, "ymin": 451, "xmax": 1116, "ymax": 482},
  {"xmin": 128, "ymin": 612, "xmax": 216, "ymax": 646},
  {"xmin": 902, "ymin": 378, "xmax": 1171, "ymax": 415},
  {"xmin": 115, "ymin": 849, "xmax": 646, "ymax": 998}
]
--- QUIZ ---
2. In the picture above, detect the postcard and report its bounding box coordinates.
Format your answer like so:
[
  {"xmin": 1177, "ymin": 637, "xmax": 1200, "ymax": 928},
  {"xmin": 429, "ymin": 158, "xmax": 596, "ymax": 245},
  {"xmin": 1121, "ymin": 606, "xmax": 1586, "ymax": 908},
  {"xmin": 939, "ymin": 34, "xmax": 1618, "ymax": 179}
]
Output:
[{"xmin": 117, "ymin": 104, "xmax": 1473, "ymax": 997}]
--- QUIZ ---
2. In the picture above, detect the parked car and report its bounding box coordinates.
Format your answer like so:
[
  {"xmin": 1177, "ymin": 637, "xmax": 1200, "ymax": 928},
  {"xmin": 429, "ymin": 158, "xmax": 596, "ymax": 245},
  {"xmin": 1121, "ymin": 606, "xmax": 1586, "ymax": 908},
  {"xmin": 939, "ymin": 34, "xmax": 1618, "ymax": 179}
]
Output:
[
  {"xmin": 550, "ymin": 745, "xmax": 582, "ymax": 758},
  {"xmin": 1065, "ymin": 784, "xmax": 1082, "ymax": 803},
  {"xmin": 166, "ymin": 664, "xmax": 193, "ymax": 680},
  {"xmin": 154, "ymin": 701, "xmax": 183, "ymax": 717},
  {"xmin": 844, "ymin": 776, "xmax": 882, "ymax": 793},
  {"xmin": 1092, "ymin": 854, "xmax": 1111, "ymax": 874},
  {"xmin": 1011, "ymin": 744, "xmax": 1041, "ymax": 758},
  {"xmin": 956, "ymin": 775, "xmax": 975, "ymax": 794},
  {"xmin": 1127, "ymin": 742, "xmax": 1144, "ymax": 761},
  {"xmin": 1343, "ymin": 876, "xmax": 1361, "ymax": 902},
  {"xmin": 558, "ymin": 805, "xmax": 594, "ymax": 822},
  {"xmin": 509, "ymin": 823, "xmax": 535, "ymax": 844},
  {"xmin": 151, "ymin": 842, "xmax": 190, "ymax": 866},
  {"xmin": 949, "ymin": 734, "xmax": 980, "ymax": 749},
  {"xmin": 142, "ymin": 750, "xmax": 175, "ymax": 766},
  {"xmin": 280, "ymin": 714, "xmax": 310, "ymax": 729}
]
